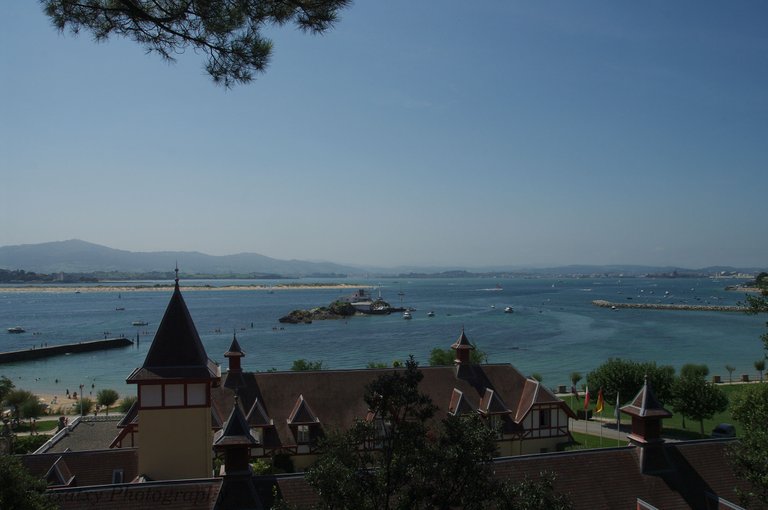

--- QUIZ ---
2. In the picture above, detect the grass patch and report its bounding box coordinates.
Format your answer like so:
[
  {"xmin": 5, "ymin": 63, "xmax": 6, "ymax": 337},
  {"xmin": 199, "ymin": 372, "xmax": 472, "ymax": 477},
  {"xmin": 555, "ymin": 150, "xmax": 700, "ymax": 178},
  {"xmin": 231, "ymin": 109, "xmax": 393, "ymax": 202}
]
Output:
[
  {"xmin": 564, "ymin": 383, "xmax": 757, "ymax": 439},
  {"xmin": 14, "ymin": 420, "xmax": 58, "ymax": 433}
]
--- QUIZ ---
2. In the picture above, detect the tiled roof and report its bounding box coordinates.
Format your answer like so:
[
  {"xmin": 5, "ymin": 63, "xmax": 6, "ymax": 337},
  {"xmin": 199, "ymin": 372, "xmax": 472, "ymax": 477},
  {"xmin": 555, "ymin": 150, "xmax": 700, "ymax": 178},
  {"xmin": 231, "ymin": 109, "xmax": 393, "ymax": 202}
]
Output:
[
  {"xmin": 450, "ymin": 329, "xmax": 475, "ymax": 350},
  {"xmin": 22, "ymin": 448, "xmax": 138, "ymax": 488},
  {"xmin": 46, "ymin": 479, "xmax": 222, "ymax": 510},
  {"xmin": 42, "ymin": 416, "xmax": 123, "ymax": 453},
  {"xmin": 212, "ymin": 363, "xmax": 563, "ymax": 449},
  {"xmin": 256, "ymin": 439, "xmax": 762, "ymax": 510},
  {"xmin": 224, "ymin": 335, "xmax": 245, "ymax": 358},
  {"xmin": 214, "ymin": 400, "xmax": 257, "ymax": 448},
  {"xmin": 127, "ymin": 282, "xmax": 219, "ymax": 383},
  {"xmin": 621, "ymin": 376, "xmax": 672, "ymax": 419}
]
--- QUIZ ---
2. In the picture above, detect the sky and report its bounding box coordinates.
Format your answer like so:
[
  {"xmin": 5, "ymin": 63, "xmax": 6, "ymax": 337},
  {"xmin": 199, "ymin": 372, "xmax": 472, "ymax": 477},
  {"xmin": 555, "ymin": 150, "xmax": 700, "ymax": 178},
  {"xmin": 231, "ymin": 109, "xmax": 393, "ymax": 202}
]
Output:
[{"xmin": 1, "ymin": 1, "xmax": 767, "ymax": 269}]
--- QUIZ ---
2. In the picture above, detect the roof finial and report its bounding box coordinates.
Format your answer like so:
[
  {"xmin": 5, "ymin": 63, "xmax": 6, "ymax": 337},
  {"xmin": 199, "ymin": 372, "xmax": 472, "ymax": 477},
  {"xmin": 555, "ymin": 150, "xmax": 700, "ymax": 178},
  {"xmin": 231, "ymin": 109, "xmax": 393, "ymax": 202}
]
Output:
[{"xmin": 174, "ymin": 262, "xmax": 179, "ymax": 286}]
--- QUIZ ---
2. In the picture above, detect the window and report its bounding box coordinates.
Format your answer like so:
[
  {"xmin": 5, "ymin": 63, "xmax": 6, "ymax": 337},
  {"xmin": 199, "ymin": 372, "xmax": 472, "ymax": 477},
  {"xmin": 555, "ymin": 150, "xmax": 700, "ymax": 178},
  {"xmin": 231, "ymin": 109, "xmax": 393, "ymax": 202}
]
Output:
[
  {"xmin": 112, "ymin": 469, "xmax": 124, "ymax": 484},
  {"xmin": 187, "ymin": 383, "xmax": 207, "ymax": 406},
  {"xmin": 140, "ymin": 385, "xmax": 162, "ymax": 407},
  {"xmin": 251, "ymin": 427, "xmax": 263, "ymax": 444},
  {"xmin": 489, "ymin": 415, "xmax": 503, "ymax": 439},
  {"xmin": 164, "ymin": 384, "xmax": 184, "ymax": 406},
  {"xmin": 297, "ymin": 425, "xmax": 310, "ymax": 444},
  {"xmin": 539, "ymin": 409, "xmax": 550, "ymax": 428}
]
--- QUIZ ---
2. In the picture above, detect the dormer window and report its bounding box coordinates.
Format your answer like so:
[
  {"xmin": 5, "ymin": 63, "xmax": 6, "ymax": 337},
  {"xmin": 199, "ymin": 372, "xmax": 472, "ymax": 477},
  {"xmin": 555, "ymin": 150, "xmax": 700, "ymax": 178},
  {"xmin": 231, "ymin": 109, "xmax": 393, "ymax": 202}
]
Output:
[{"xmin": 297, "ymin": 425, "xmax": 310, "ymax": 444}]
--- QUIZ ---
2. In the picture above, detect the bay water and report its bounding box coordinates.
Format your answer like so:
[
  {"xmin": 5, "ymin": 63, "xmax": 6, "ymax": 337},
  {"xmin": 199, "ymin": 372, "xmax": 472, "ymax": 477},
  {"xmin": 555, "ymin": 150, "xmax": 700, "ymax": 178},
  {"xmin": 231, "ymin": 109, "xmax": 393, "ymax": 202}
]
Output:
[{"xmin": 1, "ymin": 277, "xmax": 764, "ymax": 399}]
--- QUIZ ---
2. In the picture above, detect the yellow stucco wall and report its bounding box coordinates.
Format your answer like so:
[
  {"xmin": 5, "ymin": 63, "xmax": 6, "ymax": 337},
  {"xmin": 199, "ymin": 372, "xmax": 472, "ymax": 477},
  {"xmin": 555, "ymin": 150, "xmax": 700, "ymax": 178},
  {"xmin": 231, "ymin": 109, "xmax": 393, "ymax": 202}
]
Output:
[{"xmin": 138, "ymin": 407, "xmax": 212, "ymax": 480}]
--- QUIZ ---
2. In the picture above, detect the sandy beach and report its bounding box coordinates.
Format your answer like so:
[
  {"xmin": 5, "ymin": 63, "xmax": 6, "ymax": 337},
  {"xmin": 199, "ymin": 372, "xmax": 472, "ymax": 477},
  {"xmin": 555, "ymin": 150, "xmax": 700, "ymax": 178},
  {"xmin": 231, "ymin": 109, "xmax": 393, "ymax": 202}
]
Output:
[{"xmin": 0, "ymin": 283, "xmax": 366, "ymax": 294}]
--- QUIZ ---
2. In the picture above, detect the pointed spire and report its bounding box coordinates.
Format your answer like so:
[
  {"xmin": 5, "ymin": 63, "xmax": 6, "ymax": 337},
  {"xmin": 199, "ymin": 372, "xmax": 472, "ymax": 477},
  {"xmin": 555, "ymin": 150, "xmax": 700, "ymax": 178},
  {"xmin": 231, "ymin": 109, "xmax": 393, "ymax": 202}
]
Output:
[
  {"xmin": 126, "ymin": 272, "xmax": 219, "ymax": 383},
  {"xmin": 224, "ymin": 332, "xmax": 245, "ymax": 374},
  {"xmin": 451, "ymin": 328, "xmax": 475, "ymax": 365},
  {"xmin": 174, "ymin": 262, "xmax": 179, "ymax": 287}
]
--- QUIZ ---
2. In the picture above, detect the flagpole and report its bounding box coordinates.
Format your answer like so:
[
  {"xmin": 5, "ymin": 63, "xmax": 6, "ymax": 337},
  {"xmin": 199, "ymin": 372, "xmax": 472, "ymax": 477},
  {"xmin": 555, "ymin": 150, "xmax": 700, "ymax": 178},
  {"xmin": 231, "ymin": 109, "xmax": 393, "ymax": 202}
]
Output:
[{"xmin": 615, "ymin": 392, "xmax": 620, "ymax": 447}]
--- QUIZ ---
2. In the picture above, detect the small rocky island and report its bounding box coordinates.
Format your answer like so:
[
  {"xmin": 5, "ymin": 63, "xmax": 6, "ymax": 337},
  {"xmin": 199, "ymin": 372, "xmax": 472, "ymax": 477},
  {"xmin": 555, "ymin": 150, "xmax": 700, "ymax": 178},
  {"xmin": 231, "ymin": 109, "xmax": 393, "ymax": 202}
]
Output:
[{"xmin": 279, "ymin": 288, "xmax": 404, "ymax": 324}]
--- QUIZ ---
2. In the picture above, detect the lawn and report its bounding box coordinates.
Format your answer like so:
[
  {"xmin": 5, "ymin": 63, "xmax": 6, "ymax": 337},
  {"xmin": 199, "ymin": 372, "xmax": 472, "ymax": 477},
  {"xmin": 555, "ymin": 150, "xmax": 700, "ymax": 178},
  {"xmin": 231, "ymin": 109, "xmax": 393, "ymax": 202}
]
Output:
[
  {"xmin": 13, "ymin": 419, "xmax": 59, "ymax": 433},
  {"xmin": 564, "ymin": 383, "xmax": 755, "ymax": 440}
]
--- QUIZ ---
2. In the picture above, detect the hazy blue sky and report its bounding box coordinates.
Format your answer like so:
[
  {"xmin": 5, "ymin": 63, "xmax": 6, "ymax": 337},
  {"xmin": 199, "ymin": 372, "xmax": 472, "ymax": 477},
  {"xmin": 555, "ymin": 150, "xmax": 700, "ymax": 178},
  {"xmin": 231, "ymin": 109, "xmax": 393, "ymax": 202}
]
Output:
[{"xmin": 2, "ymin": 1, "xmax": 766, "ymax": 268}]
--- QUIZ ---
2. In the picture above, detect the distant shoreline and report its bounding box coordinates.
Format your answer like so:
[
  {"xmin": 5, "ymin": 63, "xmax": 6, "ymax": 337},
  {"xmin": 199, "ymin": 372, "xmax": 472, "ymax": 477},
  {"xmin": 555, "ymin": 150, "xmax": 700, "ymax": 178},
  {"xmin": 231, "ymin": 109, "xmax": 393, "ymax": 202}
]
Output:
[{"xmin": 0, "ymin": 283, "xmax": 366, "ymax": 294}]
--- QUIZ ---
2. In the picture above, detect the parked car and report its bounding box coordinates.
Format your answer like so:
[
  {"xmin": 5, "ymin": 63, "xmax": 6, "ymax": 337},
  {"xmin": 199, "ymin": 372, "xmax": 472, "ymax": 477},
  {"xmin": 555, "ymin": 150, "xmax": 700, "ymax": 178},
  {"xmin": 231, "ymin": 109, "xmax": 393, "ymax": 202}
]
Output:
[{"xmin": 711, "ymin": 423, "xmax": 736, "ymax": 438}]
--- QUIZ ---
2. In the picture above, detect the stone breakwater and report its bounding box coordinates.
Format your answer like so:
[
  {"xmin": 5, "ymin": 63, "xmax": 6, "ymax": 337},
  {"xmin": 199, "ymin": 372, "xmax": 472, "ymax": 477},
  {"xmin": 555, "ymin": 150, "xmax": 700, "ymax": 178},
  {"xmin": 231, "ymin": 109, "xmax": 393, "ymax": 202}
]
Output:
[{"xmin": 592, "ymin": 300, "xmax": 746, "ymax": 312}]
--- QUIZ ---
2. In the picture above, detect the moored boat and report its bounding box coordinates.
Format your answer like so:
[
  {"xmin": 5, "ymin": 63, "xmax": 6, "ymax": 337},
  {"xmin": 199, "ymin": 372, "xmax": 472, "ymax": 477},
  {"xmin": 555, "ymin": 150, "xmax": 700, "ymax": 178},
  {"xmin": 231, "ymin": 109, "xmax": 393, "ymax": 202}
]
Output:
[
  {"xmin": 402, "ymin": 311, "xmax": 412, "ymax": 320},
  {"xmin": 7, "ymin": 326, "xmax": 25, "ymax": 333},
  {"xmin": 504, "ymin": 306, "xmax": 514, "ymax": 313},
  {"xmin": 132, "ymin": 321, "xmax": 149, "ymax": 326}
]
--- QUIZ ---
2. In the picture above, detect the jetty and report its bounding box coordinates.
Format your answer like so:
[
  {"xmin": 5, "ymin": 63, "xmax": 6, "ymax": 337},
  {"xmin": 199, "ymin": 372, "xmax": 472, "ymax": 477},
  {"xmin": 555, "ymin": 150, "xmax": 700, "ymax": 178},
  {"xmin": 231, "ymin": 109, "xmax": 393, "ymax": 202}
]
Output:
[
  {"xmin": 0, "ymin": 337, "xmax": 133, "ymax": 364},
  {"xmin": 592, "ymin": 300, "xmax": 746, "ymax": 312}
]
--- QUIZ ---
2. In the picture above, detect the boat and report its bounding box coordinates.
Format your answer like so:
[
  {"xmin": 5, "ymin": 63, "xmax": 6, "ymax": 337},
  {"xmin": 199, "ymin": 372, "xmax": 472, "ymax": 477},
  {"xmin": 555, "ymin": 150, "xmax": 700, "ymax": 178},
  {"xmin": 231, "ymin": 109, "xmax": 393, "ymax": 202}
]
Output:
[
  {"xmin": 115, "ymin": 307, "xmax": 125, "ymax": 311},
  {"xmin": 402, "ymin": 311, "xmax": 412, "ymax": 320},
  {"xmin": 427, "ymin": 311, "xmax": 435, "ymax": 317},
  {"xmin": 504, "ymin": 306, "xmax": 514, "ymax": 313},
  {"xmin": 132, "ymin": 321, "xmax": 149, "ymax": 326},
  {"xmin": 7, "ymin": 326, "xmax": 25, "ymax": 333}
]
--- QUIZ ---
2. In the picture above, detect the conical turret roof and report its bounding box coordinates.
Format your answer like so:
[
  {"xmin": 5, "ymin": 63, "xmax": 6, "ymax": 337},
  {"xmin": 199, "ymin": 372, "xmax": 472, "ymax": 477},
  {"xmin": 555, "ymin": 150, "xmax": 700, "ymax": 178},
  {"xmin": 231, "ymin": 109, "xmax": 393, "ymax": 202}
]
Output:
[
  {"xmin": 214, "ymin": 398, "xmax": 257, "ymax": 448},
  {"xmin": 127, "ymin": 280, "xmax": 219, "ymax": 383},
  {"xmin": 451, "ymin": 328, "xmax": 475, "ymax": 351},
  {"xmin": 621, "ymin": 375, "xmax": 672, "ymax": 419}
]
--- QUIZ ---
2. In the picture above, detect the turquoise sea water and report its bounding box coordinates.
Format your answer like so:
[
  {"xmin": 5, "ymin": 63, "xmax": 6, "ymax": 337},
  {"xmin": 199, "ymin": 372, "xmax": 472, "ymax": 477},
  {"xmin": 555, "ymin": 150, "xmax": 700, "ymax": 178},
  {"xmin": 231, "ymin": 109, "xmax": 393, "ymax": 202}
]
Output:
[{"xmin": 0, "ymin": 277, "xmax": 764, "ymax": 398}]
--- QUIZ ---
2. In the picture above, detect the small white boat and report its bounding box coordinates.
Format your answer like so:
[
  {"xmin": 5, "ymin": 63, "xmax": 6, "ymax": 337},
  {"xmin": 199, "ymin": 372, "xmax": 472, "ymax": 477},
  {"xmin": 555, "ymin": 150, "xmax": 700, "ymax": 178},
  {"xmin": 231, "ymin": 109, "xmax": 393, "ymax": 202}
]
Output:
[
  {"xmin": 115, "ymin": 307, "xmax": 125, "ymax": 311},
  {"xmin": 504, "ymin": 306, "xmax": 514, "ymax": 313},
  {"xmin": 427, "ymin": 311, "xmax": 435, "ymax": 317},
  {"xmin": 402, "ymin": 311, "xmax": 412, "ymax": 320},
  {"xmin": 7, "ymin": 326, "xmax": 25, "ymax": 333},
  {"xmin": 132, "ymin": 321, "xmax": 149, "ymax": 326}
]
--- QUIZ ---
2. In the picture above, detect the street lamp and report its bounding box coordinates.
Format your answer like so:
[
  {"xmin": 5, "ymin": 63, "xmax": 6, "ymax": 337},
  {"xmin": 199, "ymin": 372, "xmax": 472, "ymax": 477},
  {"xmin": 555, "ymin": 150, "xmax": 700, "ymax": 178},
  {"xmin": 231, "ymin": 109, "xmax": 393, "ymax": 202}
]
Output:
[{"xmin": 79, "ymin": 384, "xmax": 84, "ymax": 417}]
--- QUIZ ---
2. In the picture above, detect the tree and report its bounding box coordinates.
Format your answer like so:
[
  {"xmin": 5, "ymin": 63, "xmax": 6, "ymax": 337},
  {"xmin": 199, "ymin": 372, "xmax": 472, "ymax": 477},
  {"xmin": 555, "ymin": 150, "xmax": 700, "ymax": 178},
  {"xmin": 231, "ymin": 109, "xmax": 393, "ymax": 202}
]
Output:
[
  {"xmin": 586, "ymin": 359, "xmax": 675, "ymax": 404},
  {"xmin": 74, "ymin": 397, "xmax": 94, "ymax": 416},
  {"xmin": 19, "ymin": 399, "xmax": 46, "ymax": 432},
  {"xmin": 0, "ymin": 376, "xmax": 14, "ymax": 402},
  {"xmin": 3, "ymin": 389, "xmax": 38, "ymax": 422},
  {"xmin": 428, "ymin": 345, "xmax": 486, "ymax": 366},
  {"xmin": 119, "ymin": 395, "xmax": 138, "ymax": 413},
  {"xmin": 754, "ymin": 359, "xmax": 765, "ymax": 382},
  {"xmin": 41, "ymin": 0, "xmax": 351, "ymax": 87},
  {"xmin": 728, "ymin": 383, "xmax": 768, "ymax": 506},
  {"xmin": 680, "ymin": 363, "xmax": 709, "ymax": 380},
  {"xmin": 291, "ymin": 359, "xmax": 324, "ymax": 371},
  {"xmin": 725, "ymin": 364, "xmax": 736, "ymax": 384},
  {"xmin": 305, "ymin": 357, "xmax": 571, "ymax": 509},
  {"xmin": 569, "ymin": 372, "xmax": 582, "ymax": 387},
  {"xmin": 0, "ymin": 453, "xmax": 57, "ymax": 510},
  {"xmin": 670, "ymin": 376, "xmax": 728, "ymax": 436},
  {"xmin": 97, "ymin": 389, "xmax": 119, "ymax": 415}
]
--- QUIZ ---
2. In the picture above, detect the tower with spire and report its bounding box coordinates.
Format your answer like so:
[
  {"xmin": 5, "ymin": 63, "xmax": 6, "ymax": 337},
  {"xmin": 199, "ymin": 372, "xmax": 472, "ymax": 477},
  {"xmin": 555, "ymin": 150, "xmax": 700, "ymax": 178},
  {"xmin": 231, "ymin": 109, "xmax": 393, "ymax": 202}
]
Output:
[{"xmin": 126, "ymin": 270, "xmax": 220, "ymax": 480}]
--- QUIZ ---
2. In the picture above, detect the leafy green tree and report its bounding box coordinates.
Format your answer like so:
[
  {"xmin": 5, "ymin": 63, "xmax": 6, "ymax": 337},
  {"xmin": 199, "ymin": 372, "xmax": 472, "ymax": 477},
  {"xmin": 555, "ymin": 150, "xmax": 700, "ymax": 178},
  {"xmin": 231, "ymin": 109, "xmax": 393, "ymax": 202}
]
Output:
[
  {"xmin": 680, "ymin": 363, "xmax": 709, "ymax": 380},
  {"xmin": 41, "ymin": 0, "xmax": 351, "ymax": 87},
  {"xmin": 728, "ymin": 383, "xmax": 768, "ymax": 506},
  {"xmin": 97, "ymin": 389, "xmax": 120, "ymax": 415},
  {"xmin": 570, "ymin": 372, "xmax": 582, "ymax": 387},
  {"xmin": 725, "ymin": 364, "xmax": 736, "ymax": 384},
  {"xmin": 291, "ymin": 359, "xmax": 324, "ymax": 371},
  {"xmin": 754, "ymin": 359, "xmax": 765, "ymax": 382},
  {"xmin": 74, "ymin": 397, "xmax": 94, "ymax": 416},
  {"xmin": 3, "ymin": 389, "xmax": 38, "ymax": 422},
  {"xmin": 0, "ymin": 453, "xmax": 57, "ymax": 509},
  {"xmin": 19, "ymin": 399, "xmax": 46, "ymax": 432},
  {"xmin": 119, "ymin": 395, "xmax": 138, "ymax": 413},
  {"xmin": 531, "ymin": 373, "xmax": 543, "ymax": 382},
  {"xmin": 670, "ymin": 376, "xmax": 728, "ymax": 436},
  {"xmin": 586, "ymin": 359, "xmax": 675, "ymax": 404},
  {"xmin": 429, "ymin": 345, "xmax": 486, "ymax": 366},
  {"xmin": 305, "ymin": 357, "xmax": 571, "ymax": 509},
  {"xmin": 0, "ymin": 376, "xmax": 14, "ymax": 402}
]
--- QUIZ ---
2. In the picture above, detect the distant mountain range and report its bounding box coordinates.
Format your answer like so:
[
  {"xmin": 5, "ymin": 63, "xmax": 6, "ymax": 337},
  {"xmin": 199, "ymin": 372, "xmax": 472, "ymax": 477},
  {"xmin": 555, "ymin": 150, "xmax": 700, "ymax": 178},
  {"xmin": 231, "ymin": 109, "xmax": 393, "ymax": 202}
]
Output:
[
  {"xmin": 0, "ymin": 240, "xmax": 762, "ymax": 278},
  {"xmin": 0, "ymin": 240, "xmax": 358, "ymax": 277}
]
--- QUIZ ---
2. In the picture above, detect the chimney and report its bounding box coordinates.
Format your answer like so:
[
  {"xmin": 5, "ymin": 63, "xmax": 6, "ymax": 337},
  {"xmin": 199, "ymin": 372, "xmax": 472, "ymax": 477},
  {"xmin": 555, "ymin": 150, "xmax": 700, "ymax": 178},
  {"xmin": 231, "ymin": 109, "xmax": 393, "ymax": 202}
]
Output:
[
  {"xmin": 451, "ymin": 328, "xmax": 475, "ymax": 365},
  {"xmin": 620, "ymin": 375, "xmax": 673, "ymax": 473},
  {"xmin": 224, "ymin": 333, "xmax": 245, "ymax": 374}
]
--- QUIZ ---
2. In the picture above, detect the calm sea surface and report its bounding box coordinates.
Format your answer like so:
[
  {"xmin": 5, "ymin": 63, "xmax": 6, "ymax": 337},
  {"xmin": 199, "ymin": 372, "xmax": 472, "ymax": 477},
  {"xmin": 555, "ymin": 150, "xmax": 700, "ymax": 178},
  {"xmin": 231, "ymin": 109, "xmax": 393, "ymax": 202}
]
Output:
[{"xmin": 0, "ymin": 277, "xmax": 764, "ymax": 398}]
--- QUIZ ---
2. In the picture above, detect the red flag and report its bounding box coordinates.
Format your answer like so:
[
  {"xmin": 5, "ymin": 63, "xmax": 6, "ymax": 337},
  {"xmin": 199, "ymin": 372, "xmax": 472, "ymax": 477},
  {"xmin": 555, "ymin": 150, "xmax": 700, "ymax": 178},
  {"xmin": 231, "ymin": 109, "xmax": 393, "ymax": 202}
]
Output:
[
  {"xmin": 595, "ymin": 388, "xmax": 604, "ymax": 414},
  {"xmin": 583, "ymin": 385, "xmax": 590, "ymax": 410}
]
